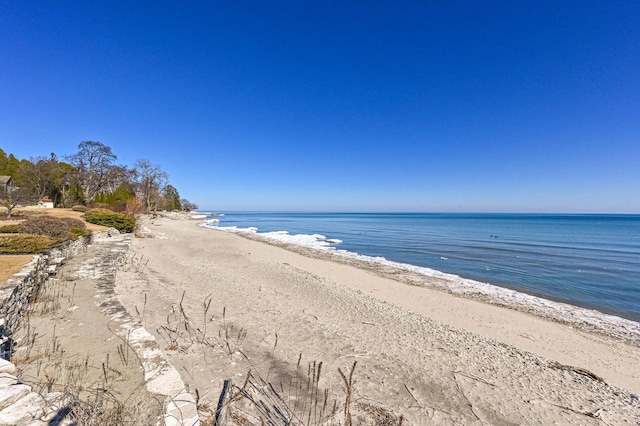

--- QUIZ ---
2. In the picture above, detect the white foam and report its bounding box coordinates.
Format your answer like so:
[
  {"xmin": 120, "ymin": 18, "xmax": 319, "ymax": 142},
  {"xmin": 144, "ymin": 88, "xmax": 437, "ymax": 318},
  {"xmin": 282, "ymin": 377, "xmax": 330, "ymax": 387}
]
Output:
[
  {"xmin": 202, "ymin": 224, "xmax": 341, "ymax": 250},
  {"xmin": 335, "ymin": 250, "xmax": 640, "ymax": 343},
  {"xmin": 200, "ymin": 222, "xmax": 640, "ymax": 343}
]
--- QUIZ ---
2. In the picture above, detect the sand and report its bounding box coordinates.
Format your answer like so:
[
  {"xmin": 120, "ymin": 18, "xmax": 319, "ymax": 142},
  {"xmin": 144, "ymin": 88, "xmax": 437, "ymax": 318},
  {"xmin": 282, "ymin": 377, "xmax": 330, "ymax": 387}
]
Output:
[{"xmin": 115, "ymin": 214, "xmax": 640, "ymax": 424}]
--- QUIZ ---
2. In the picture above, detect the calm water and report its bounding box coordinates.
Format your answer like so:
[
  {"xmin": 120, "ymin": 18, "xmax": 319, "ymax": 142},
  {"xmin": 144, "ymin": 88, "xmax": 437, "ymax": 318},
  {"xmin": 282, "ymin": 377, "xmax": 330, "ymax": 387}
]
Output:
[{"xmin": 208, "ymin": 212, "xmax": 640, "ymax": 321}]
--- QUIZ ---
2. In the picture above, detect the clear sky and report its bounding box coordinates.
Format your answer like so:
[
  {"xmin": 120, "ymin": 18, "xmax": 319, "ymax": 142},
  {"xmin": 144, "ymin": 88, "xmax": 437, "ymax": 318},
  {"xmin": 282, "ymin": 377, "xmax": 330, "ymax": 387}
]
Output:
[{"xmin": 1, "ymin": 1, "xmax": 639, "ymax": 213}]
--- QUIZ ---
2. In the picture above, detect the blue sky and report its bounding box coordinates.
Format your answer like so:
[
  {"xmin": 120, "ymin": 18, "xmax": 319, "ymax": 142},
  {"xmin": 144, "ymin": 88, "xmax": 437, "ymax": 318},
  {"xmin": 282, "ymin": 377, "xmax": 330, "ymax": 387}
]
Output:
[{"xmin": 1, "ymin": 1, "xmax": 639, "ymax": 212}]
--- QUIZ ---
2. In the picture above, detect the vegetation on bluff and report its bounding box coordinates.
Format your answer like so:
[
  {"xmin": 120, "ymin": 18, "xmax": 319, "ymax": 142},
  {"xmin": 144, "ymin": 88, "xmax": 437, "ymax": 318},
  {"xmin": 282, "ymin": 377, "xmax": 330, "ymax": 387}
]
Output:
[{"xmin": 1, "ymin": 141, "xmax": 197, "ymax": 213}]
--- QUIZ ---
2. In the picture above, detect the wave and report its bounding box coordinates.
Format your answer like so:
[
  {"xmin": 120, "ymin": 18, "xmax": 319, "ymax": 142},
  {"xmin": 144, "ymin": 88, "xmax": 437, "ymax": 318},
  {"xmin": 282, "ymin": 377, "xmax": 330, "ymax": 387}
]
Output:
[
  {"xmin": 199, "ymin": 222, "xmax": 640, "ymax": 344},
  {"xmin": 205, "ymin": 224, "xmax": 343, "ymax": 250}
]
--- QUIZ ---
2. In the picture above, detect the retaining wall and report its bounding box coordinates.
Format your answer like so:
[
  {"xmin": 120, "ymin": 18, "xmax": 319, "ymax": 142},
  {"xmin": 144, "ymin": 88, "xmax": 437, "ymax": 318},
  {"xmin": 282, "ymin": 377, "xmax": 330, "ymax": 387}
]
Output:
[
  {"xmin": 0, "ymin": 232, "xmax": 114, "ymax": 425},
  {"xmin": 0, "ymin": 231, "xmax": 106, "ymax": 356}
]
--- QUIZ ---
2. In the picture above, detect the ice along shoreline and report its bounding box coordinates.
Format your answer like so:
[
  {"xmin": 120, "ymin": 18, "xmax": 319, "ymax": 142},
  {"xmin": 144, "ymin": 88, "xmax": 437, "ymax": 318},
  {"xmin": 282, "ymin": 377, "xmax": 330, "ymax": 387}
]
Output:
[{"xmin": 200, "ymin": 218, "xmax": 640, "ymax": 346}]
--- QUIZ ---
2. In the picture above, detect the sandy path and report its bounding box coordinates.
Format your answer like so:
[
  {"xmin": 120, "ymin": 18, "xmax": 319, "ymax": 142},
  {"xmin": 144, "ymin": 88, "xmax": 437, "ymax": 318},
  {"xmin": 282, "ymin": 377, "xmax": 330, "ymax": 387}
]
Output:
[
  {"xmin": 116, "ymin": 216, "xmax": 639, "ymax": 424},
  {"xmin": 9, "ymin": 233, "xmax": 163, "ymax": 424}
]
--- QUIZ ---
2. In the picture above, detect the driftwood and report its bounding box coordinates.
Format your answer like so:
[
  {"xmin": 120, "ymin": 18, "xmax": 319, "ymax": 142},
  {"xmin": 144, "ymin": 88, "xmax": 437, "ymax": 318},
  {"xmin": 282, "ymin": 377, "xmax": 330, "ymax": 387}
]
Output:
[
  {"xmin": 214, "ymin": 379, "xmax": 231, "ymax": 425},
  {"xmin": 548, "ymin": 361, "xmax": 605, "ymax": 383}
]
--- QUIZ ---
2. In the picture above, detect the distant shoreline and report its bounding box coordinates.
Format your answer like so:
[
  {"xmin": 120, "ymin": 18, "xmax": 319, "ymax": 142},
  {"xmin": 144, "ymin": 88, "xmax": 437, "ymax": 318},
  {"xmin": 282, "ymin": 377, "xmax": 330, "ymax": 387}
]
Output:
[{"xmin": 200, "ymin": 210, "xmax": 640, "ymax": 217}]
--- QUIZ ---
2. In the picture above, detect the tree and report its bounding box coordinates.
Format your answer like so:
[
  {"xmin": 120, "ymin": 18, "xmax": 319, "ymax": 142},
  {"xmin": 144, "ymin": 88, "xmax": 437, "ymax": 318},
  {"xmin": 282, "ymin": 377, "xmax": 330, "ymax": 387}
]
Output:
[
  {"xmin": 16, "ymin": 154, "xmax": 62, "ymax": 202},
  {"xmin": 100, "ymin": 165, "xmax": 133, "ymax": 194},
  {"xmin": 0, "ymin": 149, "xmax": 8, "ymax": 173},
  {"xmin": 57, "ymin": 162, "xmax": 81, "ymax": 207},
  {"xmin": 66, "ymin": 141, "xmax": 118, "ymax": 204},
  {"xmin": 1, "ymin": 186, "xmax": 37, "ymax": 217},
  {"xmin": 132, "ymin": 159, "xmax": 168, "ymax": 212},
  {"xmin": 94, "ymin": 182, "xmax": 136, "ymax": 210},
  {"xmin": 162, "ymin": 184, "xmax": 181, "ymax": 211},
  {"xmin": 180, "ymin": 199, "xmax": 198, "ymax": 212},
  {"xmin": 3, "ymin": 154, "xmax": 21, "ymax": 178}
]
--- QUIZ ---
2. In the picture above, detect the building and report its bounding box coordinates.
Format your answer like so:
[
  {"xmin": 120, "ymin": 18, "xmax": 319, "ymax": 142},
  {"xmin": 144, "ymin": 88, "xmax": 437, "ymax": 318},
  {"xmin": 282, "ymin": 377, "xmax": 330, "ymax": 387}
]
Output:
[
  {"xmin": 38, "ymin": 196, "xmax": 54, "ymax": 208},
  {"xmin": 0, "ymin": 176, "xmax": 15, "ymax": 193}
]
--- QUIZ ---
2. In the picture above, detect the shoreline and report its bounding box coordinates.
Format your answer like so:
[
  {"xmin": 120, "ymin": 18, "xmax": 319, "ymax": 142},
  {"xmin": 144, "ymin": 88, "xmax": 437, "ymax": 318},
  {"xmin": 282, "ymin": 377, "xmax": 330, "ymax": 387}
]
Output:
[
  {"xmin": 202, "ymin": 221, "xmax": 640, "ymax": 346},
  {"xmin": 115, "ymin": 214, "xmax": 640, "ymax": 423}
]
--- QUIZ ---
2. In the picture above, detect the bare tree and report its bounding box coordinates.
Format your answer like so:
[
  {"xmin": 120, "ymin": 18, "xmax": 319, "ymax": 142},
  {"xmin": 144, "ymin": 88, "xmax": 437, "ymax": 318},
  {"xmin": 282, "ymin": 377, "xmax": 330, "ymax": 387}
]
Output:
[
  {"xmin": 1, "ymin": 186, "xmax": 37, "ymax": 217},
  {"xmin": 16, "ymin": 154, "xmax": 62, "ymax": 201},
  {"xmin": 66, "ymin": 141, "xmax": 118, "ymax": 204},
  {"xmin": 132, "ymin": 159, "xmax": 168, "ymax": 212},
  {"xmin": 101, "ymin": 164, "xmax": 134, "ymax": 194},
  {"xmin": 180, "ymin": 199, "xmax": 198, "ymax": 212}
]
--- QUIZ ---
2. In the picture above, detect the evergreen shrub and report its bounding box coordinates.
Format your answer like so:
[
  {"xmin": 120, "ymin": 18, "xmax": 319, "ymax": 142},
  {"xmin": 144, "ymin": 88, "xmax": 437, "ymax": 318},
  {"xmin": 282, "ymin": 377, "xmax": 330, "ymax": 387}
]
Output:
[
  {"xmin": 70, "ymin": 227, "xmax": 90, "ymax": 239},
  {"xmin": 60, "ymin": 217, "xmax": 86, "ymax": 230},
  {"xmin": 0, "ymin": 234, "xmax": 59, "ymax": 254},
  {"xmin": 0, "ymin": 224, "xmax": 19, "ymax": 233},
  {"xmin": 72, "ymin": 205, "xmax": 89, "ymax": 212},
  {"xmin": 84, "ymin": 209, "xmax": 135, "ymax": 233}
]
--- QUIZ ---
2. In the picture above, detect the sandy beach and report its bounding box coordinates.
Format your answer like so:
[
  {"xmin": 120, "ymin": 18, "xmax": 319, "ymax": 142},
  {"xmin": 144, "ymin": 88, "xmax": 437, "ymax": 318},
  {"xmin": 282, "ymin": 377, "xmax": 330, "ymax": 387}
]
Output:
[{"xmin": 116, "ymin": 214, "xmax": 640, "ymax": 424}]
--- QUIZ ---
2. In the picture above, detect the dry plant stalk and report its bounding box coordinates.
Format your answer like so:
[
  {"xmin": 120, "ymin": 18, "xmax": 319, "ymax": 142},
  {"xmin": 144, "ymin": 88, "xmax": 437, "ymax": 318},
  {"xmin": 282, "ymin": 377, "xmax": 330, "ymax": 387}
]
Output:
[
  {"xmin": 8, "ymin": 270, "xmax": 162, "ymax": 424},
  {"xmin": 338, "ymin": 360, "xmax": 357, "ymax": 426}
]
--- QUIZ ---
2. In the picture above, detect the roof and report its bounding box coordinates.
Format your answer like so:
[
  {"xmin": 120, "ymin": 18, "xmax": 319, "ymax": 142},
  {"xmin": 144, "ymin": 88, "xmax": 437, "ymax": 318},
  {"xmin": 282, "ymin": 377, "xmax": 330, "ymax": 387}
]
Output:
[{"xmin": 0, "ymin": 176, "xmax": 12, "ymax": 185}]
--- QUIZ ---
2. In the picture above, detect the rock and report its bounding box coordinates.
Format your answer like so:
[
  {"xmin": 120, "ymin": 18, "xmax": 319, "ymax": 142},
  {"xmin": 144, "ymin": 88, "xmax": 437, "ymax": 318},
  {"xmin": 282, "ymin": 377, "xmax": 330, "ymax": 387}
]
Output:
[
  {"xmin": 0, "ymin": 374, "xmax": 17, "ymax": 388},
  {"xmin": 0, "ymin": 360, "xmax": 15, "ymax": 375},
  {"xmin": 0, "ymin": 391, "xmax": 48, "ymax": 425},
  {"xmin": 0, "ymin": 384, "xmax": 31, "ymax": 412}
]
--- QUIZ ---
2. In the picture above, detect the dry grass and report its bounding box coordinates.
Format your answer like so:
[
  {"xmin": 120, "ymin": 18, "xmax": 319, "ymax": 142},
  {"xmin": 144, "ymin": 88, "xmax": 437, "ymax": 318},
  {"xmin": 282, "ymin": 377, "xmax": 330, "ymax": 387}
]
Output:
[
  {"xmin": 0, "ymin": 255, "xmax": 34, "ymax": 284},
  {"xmin": 148, "ymin": 289, "xmax": 403, "ymax": 425},
  {"xmin": 10, "ymin": 271, "xmax": 163, "ymax": 424}
]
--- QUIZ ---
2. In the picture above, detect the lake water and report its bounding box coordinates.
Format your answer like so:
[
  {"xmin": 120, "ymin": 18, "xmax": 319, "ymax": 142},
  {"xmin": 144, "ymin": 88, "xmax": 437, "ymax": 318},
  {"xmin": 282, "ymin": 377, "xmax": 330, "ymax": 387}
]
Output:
[{"xmin": 203, "ymin": 212, "xmax": 640, "ymax": 322}]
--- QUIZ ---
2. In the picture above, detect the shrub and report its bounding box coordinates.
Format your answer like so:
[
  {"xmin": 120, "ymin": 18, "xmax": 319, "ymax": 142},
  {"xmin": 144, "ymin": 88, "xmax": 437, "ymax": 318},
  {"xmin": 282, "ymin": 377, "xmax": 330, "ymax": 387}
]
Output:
[
  {"xmin": 60, "ymin": 217, "xmax": 87, "ymax": 230},
  {"xmin": 70, "ymin": 227, "xmax": 91, "ymax": 240},
  {"xmin": 72, "ymin": 205, "xmax": 89, "ymax": 212},
  {"xmin": 84, "ymin": 209, "xmax": 136, "ymax": 233},
  {"xmin": 0, "ymin": 234, "xmax": 60, "ymax": 254},
  {"xmin": 0, "ymin": 224, "xmax": 19, "ymax": 233},
  {"xmin": 18, "ymin": 216, "xmax": 70, "ymax": 239}
]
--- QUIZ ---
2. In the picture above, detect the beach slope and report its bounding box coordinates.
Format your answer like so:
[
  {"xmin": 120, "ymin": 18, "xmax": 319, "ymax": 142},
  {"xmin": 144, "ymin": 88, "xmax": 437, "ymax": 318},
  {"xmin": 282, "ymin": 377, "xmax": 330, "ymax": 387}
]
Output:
[{"xmin": 116, "ymin": 215, "xmax": 640, "ymax": 424}]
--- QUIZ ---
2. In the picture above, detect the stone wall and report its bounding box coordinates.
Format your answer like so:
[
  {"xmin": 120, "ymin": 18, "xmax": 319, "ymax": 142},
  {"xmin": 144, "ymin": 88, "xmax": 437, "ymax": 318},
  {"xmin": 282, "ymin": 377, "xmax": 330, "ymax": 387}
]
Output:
[
  {"xmin": 0, "ymin": 232, "xmax": 97, "ymax": 359},
  {"xmin": 0, "ymin": 233, "xmax": 106, "ymax": 425},
  {"xmin": 0, "ymin": 229, "xmax": 199, "ymax": 425}
]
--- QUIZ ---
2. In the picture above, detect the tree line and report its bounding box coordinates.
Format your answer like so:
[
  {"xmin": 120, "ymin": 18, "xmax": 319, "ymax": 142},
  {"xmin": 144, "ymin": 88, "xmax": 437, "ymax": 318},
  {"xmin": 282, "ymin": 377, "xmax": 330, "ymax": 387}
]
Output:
[{"xmin": 1, "ymin": 141, "xmax": 197, "ymax": 216}]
